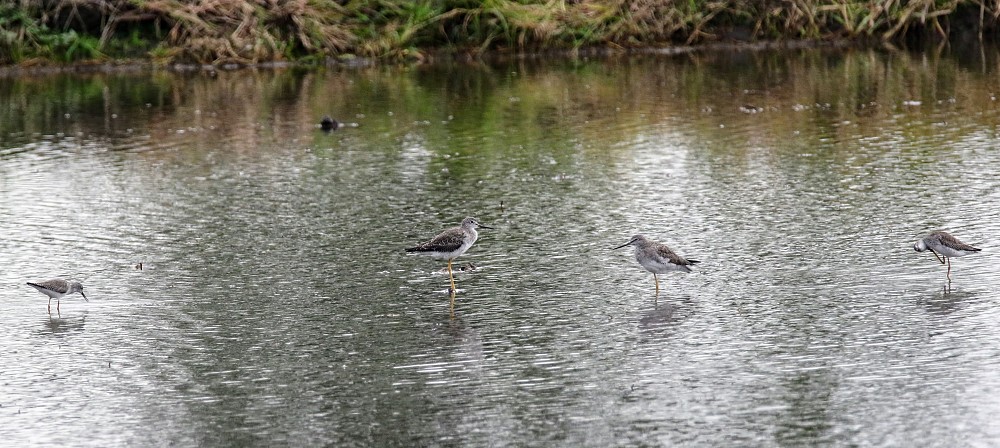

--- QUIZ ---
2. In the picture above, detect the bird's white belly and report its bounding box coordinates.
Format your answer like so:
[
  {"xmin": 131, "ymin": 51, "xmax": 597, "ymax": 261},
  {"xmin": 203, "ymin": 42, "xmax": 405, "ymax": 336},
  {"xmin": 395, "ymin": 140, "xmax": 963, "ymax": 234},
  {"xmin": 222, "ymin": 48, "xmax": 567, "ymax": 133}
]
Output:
[
  {"xmin": 934, "ymin": 244, "xmax": 974, "ymax": 258},
  {"xmin": 30, "ymin": 285, "xmax": 64, "ymax": 299},
  {"xmin": 430, "ymin": 239, "xmax": 474, "ymax": 260},
  {"xmin": 638, "ymin": 258, "xmax": 685, "ymax": 274}
]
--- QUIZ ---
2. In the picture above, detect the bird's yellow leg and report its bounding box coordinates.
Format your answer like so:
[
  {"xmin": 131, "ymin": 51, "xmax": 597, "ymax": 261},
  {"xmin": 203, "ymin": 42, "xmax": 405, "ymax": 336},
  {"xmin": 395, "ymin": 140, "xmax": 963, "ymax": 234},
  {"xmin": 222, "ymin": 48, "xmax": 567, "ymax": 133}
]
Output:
[
  {"xmin": 448, "ymin": 259, "xmax": 456, "ymax": 316},
  {"xmin": 448, "ymin": 259, "xmax": 457, "ymax": 294}
]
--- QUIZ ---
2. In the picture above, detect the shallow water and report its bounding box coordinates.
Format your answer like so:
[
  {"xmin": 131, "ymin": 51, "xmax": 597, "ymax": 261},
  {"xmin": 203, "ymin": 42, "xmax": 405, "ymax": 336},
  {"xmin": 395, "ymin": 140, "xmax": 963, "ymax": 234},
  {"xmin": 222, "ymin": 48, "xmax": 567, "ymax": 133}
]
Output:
[{"xmin": 2, "ymin": 46, "xmax": 1000, "ymax": 446}]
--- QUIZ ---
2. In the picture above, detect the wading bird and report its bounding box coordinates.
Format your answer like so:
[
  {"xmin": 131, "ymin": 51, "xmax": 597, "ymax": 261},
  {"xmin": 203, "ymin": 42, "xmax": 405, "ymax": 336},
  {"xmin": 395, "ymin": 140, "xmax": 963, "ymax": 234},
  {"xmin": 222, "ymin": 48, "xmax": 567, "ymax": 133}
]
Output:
[
  {"xmin": 615, "ymin": 234, "xmax": 699, "ymax": 295},
  {"xmin": 914, "ymin": 231, "xmax": 981, "ymax": 280},
  {"xmin": 406, "ymin": 217, "xmax": 492, "ymax": 314},
  {"xmin": 27, "ymin": 279, "xmax": 88, "ymax": 314}
]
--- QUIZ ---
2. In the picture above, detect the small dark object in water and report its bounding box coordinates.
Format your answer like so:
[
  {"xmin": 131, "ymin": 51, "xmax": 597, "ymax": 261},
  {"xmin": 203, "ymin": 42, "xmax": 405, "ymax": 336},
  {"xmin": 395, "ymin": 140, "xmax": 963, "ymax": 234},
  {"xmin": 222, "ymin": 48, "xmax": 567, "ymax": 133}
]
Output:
[
  {"xmin": 135, "ymin": 262, "xmax": 143, "ymax": 270},
  {"xmin": 459, "ymin": 263, "xmax": 477, "ymax": 272},
  {"xmin": 320, "ymin": 116, "xmax": 339, "ymax": 131},
  {"xmin": 436, "ymin": 262, "xmax": 478, "ymax": 274}
]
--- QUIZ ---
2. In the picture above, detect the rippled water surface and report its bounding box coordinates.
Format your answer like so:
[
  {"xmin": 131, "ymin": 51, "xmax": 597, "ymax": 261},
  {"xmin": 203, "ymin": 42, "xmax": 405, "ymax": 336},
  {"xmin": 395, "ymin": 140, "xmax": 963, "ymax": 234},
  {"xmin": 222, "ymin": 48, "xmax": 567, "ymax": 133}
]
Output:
[{"xmin": 3, "ymin": 47, "xmax": 1000, "ymax": 446}]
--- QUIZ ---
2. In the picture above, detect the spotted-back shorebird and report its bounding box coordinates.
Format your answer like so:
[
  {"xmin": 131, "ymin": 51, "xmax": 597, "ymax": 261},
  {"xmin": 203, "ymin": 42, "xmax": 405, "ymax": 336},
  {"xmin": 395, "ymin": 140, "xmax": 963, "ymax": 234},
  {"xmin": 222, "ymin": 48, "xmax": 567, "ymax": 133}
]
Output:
[
  {"xmin": 914, "ymin": 231, "xmax": 981, "ymax": 280},
  {"xmin": 406, "ymin": 217, "xmax": 492, "ymax": 313},
  {"xmin": 27, "ymin": 279, "xmax": 88, "ymax": 314},
  {"xmin": 615, "ymin": 234, "xmax": 699, "ymax": 294}
]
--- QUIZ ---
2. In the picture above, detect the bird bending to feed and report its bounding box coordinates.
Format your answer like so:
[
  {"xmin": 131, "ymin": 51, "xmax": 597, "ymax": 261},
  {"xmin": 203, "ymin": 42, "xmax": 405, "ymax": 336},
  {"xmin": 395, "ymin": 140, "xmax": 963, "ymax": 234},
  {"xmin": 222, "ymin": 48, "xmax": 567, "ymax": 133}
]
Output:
[
  {"xmin": 615, "ymin": 234, "xmax": 699, "ymax": 294},
  {"xmin": 406, "ymin": 217, "xmax": 492, "ymax": 313},
  {"xmin": 914, "ymin": 231, "xmax": 981, "ymax": 280},
  {"xmin": 27, "ymin": 279, "xmax": 88, "ymax": 314}
]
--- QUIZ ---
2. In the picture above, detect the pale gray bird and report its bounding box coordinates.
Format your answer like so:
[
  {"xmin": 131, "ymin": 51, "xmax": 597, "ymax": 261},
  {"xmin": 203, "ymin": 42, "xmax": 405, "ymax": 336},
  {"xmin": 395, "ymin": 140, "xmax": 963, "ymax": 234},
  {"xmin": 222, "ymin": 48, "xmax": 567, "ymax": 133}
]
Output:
[
  {"xmin": 406, "ymin": 217, "xmax": 493, "ymax": 313},
  {"xmin": 615, "ymin": 234, "xmax": 699, "ymax": 294},
  {"xmin": 27, "ymin": 279, "xmax": 88, "ymax": 314},
  {"xmin": 914, "ymin": 231, "xmax": 981, "ymax": 280}
]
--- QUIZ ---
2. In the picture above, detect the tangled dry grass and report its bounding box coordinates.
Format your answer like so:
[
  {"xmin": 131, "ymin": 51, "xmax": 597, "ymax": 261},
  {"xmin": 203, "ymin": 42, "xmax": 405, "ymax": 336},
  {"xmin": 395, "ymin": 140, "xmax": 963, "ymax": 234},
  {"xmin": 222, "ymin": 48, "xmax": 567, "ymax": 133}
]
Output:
[{"xmin": 1, "ymin": 0, "xmax": 999, "ymax": 65}]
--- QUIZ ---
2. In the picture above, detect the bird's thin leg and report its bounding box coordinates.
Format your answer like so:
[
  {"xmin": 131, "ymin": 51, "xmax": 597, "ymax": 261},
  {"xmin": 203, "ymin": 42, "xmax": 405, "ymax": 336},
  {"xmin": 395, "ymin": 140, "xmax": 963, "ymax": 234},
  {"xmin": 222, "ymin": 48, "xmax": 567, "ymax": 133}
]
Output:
[
  {"xmin": 946, "ymin": 258, "xmax": 952, "ymax": 281},
  {"xmin": 448, "ymin": 259, "xmax": 457, "ymax": 294},
  {"xmin": 448, "ymin": 259, "xmax": 456, "ymax": 317},
  {"xmin": 931, "ymin": 251, "xmax": 945, "ymax": 264},
  {"xmin": 654, "ymin": 273, "xmax": 660, "ymax": 295},
  {"xmin": 57, "ymin": 299, "xmax": 60, "ymax": 313},
  {"xmin": 47, "ymin": 298, "xmax": 51, "ymax": 314}
]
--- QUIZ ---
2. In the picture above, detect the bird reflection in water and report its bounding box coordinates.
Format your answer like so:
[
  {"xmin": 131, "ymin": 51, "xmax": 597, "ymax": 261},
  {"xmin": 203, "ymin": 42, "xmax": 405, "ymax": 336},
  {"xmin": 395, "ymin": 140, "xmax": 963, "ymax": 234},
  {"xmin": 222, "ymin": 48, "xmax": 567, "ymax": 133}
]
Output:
[
  {"xmin": 922, "ymin": 285, "xmax": 977, "ymax": 316},
  {"xmin": 638, "ymin": 297, "xmax": 694, "ymax": 337},
  {"xmin": 40, "ymin": 312, "xmax": 88, "ymax": 337}
]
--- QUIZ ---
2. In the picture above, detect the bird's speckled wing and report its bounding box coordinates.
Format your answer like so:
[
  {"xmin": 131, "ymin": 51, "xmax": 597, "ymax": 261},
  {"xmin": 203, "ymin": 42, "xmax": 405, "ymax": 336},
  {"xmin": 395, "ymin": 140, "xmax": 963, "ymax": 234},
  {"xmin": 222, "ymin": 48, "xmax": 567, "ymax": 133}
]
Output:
[
  {"xmin": 27, "ymin": 279, "xmax": 69, "ymax": 294},
  {"xmin": 655, "ymin": 243, "xmax": 699, "ymax": 266},
  {"xmin": 407, "ymin": 226, "xmax": 465, "ymax": 253},
  {"xmin": 934, "ymin": 231, "xmax": 981, "ymax": 252}
]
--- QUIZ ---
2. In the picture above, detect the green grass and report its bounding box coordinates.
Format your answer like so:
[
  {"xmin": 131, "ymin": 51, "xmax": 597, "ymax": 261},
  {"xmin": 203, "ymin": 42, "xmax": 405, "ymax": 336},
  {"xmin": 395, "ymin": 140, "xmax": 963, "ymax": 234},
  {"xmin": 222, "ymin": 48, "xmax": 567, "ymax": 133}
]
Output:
[{"xmin": 1, "ymin": 0, "xmax": 998, "ymax": 66}]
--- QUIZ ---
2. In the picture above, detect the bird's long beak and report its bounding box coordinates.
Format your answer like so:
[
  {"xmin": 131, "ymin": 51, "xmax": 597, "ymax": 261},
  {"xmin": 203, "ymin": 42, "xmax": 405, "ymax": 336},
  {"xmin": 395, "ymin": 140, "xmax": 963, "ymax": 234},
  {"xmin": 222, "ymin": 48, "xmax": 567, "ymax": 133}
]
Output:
[
  {"xmin": 613, "ymin": 242, "xmax": 631, "ymax": 250},
  {"xmin": 81, "ymin": 292, "xmax": 89, "ymax": 302},
  {"xmin": 479, "ymin": 224, "xmax": 494, "ymax": 229}
]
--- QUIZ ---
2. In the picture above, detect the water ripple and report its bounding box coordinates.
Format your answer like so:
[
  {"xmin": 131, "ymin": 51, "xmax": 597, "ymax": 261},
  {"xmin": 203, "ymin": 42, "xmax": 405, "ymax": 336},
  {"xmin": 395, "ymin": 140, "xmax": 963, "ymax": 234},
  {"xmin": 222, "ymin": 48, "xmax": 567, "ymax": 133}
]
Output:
[{"xmin": 3, "ymin": 50, "xmax": 1000, "ymax": 446}]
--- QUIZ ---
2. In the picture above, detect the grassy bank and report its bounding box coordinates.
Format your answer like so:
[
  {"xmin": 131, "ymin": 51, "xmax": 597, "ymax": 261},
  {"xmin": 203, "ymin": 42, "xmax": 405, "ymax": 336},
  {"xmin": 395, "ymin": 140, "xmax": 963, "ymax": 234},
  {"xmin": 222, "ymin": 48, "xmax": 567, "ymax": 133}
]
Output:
[{"xmin": 1, "ymin": 0, "xmax": 999, "ymax": 66}]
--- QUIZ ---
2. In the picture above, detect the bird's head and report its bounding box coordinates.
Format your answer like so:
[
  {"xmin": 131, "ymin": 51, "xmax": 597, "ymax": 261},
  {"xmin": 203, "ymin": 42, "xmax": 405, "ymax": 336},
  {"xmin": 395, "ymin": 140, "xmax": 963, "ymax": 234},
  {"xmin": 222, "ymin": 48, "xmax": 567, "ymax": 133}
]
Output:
[
  {"xmin": 70, "ymin": 282, "xmax": 88, "ymax": 301},
  {"xmin": 463, "ymin": 217, "xmax": 493, "ymax": 230}
]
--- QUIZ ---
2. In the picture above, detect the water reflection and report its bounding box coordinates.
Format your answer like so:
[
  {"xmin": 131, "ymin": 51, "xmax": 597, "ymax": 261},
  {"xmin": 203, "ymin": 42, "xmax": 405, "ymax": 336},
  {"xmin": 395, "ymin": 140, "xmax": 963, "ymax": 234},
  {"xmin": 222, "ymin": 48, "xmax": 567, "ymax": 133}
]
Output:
[
  {"xmin": 37, "ymin": 312, "xmax": 88, "ymax": 337},
  {"xmin": 920, "ymin": 284, "xmax": 980, "ymax": 316},
  {"xmin": 637, "ymin": 296, "xmax": 695, "ymax": 338},
  {"xmin": 1, "ymin": 46, "xmax": 1000, "ymax": 446},
  {"xmin": 772, "ymin": 369, "xmax": 837, "ymax": 445}
]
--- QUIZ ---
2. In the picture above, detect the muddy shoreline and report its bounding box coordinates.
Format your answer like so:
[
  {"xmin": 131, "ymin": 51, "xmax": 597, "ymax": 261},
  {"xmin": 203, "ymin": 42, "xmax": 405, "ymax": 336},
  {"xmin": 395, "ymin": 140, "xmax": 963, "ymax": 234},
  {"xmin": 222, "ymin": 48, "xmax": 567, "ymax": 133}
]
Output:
[{"xmin": 0, "ymin": 39, "xmax": 861, "ymax": 78}]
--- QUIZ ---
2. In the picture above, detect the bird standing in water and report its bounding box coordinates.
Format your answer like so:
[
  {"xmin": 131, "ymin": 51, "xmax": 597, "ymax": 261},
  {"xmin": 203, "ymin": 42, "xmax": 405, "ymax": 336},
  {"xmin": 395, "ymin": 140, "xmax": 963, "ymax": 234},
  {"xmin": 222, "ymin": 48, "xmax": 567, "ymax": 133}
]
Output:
[
  {"xmin": 27, "ymin": 279, "xmax": 88, "ymax": 314},
  {"xmin": 914, "ymin": 231, "xmax": 981, "ymax": 280},
  {"xmin": 615, "ymin": 234, "xmax": 699, "ymax": 295},
  {"xmin": 406, "ymin": 217, "xmax": 492, "ymax": 314}
]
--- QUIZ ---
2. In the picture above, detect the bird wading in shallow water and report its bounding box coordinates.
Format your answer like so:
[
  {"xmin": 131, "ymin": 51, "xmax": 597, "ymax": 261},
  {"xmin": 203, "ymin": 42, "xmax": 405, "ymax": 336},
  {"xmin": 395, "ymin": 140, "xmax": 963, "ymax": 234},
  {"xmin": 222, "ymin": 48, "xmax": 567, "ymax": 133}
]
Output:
[
  {"xmin": 406, "ymin": 217, "xmax": 492, "ymax": 315},
  {"xmin": 27, "ymin": 279, "xmax": 88, "ymax": 314},
  {"xmin": 914, "ymin": 231, "xmax": 981, "ymax": 281},
  {"xmin": 615, "ymin": 234, "xmax": 699, "ymax": 295}
]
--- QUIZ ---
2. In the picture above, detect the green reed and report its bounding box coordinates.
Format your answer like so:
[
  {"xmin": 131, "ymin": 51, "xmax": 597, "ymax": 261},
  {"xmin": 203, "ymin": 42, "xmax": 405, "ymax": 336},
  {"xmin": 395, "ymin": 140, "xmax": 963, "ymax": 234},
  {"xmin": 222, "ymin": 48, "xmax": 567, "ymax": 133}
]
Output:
[{"xmin": 0, "ymin": 0, "xmax": 997, "ymax": 65}]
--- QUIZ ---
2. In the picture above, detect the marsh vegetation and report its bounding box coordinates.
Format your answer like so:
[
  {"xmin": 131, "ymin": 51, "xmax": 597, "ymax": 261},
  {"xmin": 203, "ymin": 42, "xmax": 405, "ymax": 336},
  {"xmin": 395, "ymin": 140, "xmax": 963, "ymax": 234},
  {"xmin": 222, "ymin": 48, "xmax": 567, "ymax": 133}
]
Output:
[{"xmin": 2, "ymin": 0, "xmax": 999, "ymax": 66}]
